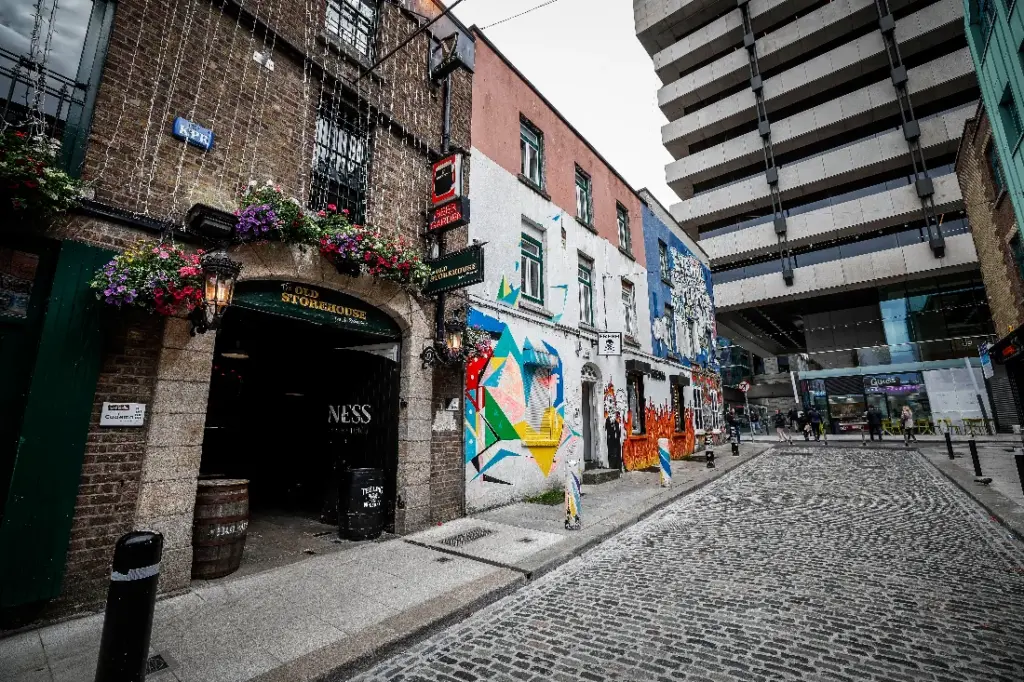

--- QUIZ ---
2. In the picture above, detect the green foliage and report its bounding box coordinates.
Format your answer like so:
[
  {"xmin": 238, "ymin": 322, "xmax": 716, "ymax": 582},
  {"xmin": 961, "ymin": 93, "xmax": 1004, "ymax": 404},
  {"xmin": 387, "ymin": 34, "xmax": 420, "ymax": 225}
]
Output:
[{"xmin": 0, "ymin": 128, "xmax": 82, "ymax": 219}]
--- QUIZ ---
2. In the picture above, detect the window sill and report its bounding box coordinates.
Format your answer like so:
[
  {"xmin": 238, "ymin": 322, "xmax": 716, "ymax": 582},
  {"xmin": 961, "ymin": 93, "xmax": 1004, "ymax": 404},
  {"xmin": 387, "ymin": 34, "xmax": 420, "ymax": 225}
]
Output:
[
  {"xmin": 519, "ymin": 299, "xmax": 554, "ymax": 318},
  {"xmin": 518, "ymin": 174, "xmax": 550, "ymax": 200},
  {"xmin": 624, "ymin": 335, "xmax": 640, "ymax": 348},
  {"xmin": 576, "ymin": 217, "xmax": 597, "ymax": 233},
  {"xmin": 619, "ymin": 247, "xmax": 635, "ymax": 261},
  {"xmin": 661, "ymin": 277, "xmax": 673, "ymax": 286},
  {"xmin": 579, "ymin": 321, "xmax": 597, "ymax": 333},
  {"xmin": 627, "ymin": 434, "xmax": 647, "ymax": 441},
  {"xmin": 666, "ymin": 351, "xmax": 681, "ymax": 361},
  {"xmin": 317, "ymin": 33, "xmax": 383, "ymax": 83}
]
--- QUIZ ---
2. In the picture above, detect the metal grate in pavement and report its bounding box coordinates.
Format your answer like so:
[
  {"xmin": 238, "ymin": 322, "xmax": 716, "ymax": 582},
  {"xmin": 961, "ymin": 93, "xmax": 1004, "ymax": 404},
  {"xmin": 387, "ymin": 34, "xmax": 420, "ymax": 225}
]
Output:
[
  {"xmin": 146, "ymin": 654, "xmax": 169, "ymax": 676},
  {"xmin": 439, "ymin": 527, "xmax": 494, "ymax": 547}
]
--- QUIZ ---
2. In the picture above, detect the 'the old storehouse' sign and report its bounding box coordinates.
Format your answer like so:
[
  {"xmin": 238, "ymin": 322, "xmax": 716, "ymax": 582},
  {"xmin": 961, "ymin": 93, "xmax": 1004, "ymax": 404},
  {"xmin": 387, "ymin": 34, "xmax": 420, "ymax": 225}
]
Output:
[{"xmin": 422, "ymin": 244, "xmax": 485, "ymax": 296}]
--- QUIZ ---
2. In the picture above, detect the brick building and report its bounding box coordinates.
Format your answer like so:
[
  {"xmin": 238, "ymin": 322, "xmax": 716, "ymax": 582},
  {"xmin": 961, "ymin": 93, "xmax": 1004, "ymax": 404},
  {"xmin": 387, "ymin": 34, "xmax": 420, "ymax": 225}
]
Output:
[
  {"xmin": 956, "ymin": 105, "xmax": 1024, "ymax": 428},
  {"xmin": 0, "ymin": 0, "xmax": 472, "ymax": 624}
]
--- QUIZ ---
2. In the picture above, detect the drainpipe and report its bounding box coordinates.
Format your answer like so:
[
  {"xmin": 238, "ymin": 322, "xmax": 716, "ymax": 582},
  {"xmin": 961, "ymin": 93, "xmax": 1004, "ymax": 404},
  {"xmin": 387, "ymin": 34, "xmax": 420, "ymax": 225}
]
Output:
[{"xmin": 435, "ymin": 74, "xmax": 453, "ymax": 342}]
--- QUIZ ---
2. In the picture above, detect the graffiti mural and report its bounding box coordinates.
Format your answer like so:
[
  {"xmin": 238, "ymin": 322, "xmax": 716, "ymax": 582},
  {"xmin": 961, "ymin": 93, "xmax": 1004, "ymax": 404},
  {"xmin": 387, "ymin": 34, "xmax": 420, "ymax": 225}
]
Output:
[
  {"xmin": 603, "ymin": 379, "xmax": 698, "ymax": 471},
  {"xmin": 671, "ymin": 251, "xmax": 716, "ymax": 366},
  {"xmin": 465, "ymin": 310, "xmax": 580, "ymax": 487}
]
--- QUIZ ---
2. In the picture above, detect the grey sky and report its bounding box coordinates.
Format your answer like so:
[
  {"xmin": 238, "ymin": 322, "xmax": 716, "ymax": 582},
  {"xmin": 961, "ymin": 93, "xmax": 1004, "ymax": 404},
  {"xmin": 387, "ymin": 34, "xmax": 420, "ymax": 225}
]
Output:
[{"xmin": 451, "ymin": 0, "xmax": 678, "ymax": 209}]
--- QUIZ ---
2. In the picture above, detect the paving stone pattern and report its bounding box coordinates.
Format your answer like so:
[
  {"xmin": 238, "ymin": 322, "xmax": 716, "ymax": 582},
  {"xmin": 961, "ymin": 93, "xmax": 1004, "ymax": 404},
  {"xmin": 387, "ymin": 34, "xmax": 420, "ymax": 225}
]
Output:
[{"xmin": 352, "ymin": 448, "xmax": 1024, "ymax": 682}]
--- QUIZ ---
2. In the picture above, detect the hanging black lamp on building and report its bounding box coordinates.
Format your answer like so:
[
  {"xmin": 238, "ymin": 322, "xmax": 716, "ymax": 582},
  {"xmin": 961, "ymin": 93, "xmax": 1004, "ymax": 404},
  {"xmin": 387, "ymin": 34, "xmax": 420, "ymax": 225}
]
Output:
[
  {"xmin": 191, "ymin": 249, "xmax": 243, "ymax": 335},
  {"xmin": 421, "ymin": 310, "xmax": 468, "ymax": 368}
]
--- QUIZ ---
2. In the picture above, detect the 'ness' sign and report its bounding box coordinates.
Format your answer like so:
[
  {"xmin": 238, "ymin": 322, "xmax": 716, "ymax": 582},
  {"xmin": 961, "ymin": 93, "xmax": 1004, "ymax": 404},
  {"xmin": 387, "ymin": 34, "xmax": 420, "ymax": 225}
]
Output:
[{"xmin": 173, "ymin": 117, "xmax": 214, "ymax": 151}]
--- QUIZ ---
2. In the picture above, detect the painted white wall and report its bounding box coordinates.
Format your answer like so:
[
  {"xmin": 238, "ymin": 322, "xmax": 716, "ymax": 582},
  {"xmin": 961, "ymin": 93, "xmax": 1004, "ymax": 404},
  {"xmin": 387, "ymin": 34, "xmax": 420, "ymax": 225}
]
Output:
[{"xmin": 464, "ymin": 149, "xmax": 685, "ymax": 511}]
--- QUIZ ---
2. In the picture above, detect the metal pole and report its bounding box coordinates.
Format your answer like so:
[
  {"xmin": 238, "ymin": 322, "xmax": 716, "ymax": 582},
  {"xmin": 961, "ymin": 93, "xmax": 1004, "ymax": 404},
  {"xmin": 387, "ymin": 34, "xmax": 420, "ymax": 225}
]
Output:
[
  {"xmin": 945, "ymin": 431, "xmax": 955, "ymax": 460},
  {"xmin": 744, "ymin": 392, "xmax": 753, "ymax": 440},
  {"xmin": 95, "ymin": 532, "xmax": 163, "ymax": 682},
  {"xmin": 968, "ymin": 437, "xmax": 982, "ymax": 477}
]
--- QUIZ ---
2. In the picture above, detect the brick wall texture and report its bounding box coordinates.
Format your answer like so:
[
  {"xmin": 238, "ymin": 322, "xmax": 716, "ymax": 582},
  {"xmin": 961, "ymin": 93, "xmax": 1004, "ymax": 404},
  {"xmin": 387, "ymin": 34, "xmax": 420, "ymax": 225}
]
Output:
[
  {"xmin": 956, "ymin": 110, "xmax": 1024, "ymax": 337},
  {"xmin": 29, "ymin": 0, "xmax": 472, "ymax": 616}
]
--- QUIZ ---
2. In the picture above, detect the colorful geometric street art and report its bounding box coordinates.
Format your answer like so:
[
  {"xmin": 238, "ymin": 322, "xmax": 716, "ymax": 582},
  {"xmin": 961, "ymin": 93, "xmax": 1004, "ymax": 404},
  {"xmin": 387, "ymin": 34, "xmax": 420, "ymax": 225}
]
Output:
[
  {"xmin": 549, "ymin": 284, "xmax": 569, "ymax": 323},
  {"xmin": 465, "ymin": 309, "xmax": 580, "ymax": 486},
  {"xmin": 496, "ymin": 263, "xmax": 521, "ymax": 307}
]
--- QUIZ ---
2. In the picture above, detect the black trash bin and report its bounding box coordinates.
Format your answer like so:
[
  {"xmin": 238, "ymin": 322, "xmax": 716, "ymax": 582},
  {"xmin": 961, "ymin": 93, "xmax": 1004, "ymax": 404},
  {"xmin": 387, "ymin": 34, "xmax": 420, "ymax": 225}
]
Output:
[{"xmin": 340, "ymin": 468, "xmax": 384, "ymax": 540}]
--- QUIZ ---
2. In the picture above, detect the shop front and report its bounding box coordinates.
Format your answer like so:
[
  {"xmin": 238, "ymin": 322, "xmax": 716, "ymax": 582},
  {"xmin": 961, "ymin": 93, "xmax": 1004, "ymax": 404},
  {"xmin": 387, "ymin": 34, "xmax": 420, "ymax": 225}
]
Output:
[
  {"xmin": 198, "ymin": 280, "xmax": 403, "ymax": 566},
  {"xmin": 990, "ymin": 324, "xmax": 1024, "ymax": 426}
]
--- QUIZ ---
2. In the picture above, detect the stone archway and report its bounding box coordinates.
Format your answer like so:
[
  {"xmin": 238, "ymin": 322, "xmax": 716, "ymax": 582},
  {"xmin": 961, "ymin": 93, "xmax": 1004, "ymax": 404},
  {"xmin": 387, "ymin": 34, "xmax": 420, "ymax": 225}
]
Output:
[{"xmin": 133, "ymin": 243, "xmax": 436, "ymax": 594}]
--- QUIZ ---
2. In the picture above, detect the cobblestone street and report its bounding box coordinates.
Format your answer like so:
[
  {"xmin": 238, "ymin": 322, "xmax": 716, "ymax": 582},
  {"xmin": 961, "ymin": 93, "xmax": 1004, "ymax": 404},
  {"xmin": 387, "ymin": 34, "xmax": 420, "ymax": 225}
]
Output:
[{"xmin": 352, "ymin": 448, "xmax": 1024, "ymax": 682}]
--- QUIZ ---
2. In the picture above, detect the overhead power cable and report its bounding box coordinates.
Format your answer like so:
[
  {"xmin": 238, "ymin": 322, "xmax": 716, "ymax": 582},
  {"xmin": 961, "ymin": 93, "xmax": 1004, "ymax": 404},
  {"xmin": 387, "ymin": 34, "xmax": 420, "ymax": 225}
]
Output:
[{"xmin": 480, "ymin": 0, "xmax": 562, "ymax": 29}]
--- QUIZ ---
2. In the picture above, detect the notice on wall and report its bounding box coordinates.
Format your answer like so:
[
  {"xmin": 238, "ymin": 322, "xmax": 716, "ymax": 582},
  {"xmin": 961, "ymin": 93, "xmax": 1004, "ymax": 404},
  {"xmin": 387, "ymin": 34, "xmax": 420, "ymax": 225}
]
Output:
[
  {"xmin": 100, "ymin": 402, "xmax": 147, "ymax": 427},
  {"xmin": 597, "ymin": 332, "xmax": 622, "ymax": 356}
]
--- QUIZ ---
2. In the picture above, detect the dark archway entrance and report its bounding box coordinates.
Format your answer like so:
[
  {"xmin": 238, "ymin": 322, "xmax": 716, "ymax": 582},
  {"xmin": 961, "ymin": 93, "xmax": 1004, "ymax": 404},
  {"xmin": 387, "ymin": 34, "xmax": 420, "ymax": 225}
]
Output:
[{"xmin": 199, "ymin": 281, "xmax": 403, "ymax": 569}]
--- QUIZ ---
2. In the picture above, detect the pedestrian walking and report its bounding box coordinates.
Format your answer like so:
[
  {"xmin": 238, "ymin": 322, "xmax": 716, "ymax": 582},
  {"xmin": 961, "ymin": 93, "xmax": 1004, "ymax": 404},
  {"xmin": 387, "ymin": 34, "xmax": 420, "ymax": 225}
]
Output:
[
  {"xmin": 808, "ymin": 407, "xmax": 822, "ymax": 441},
  {"xmin": 867, "ymin": 405, "xmax": 883, "ymax": 441},
  {"xmin": 750, "ymin": 411, "xmax": 760, "ymax": 435},
  {"xmin": 773, "ymin": 410, "xmax": 793, "ymax": 443},
  {"xmin": 727, "ymin": 409, "xmax": 740, "ymax": 443},
  {"xmin": 901, "ymin": 405, "xmax": 917, "ymax": 447},
  {"xmin": 798, "ymin": 411, "xmax": 810, "ymax": 440},
  {"xmin": 788, "ymin": 406, "xmax": 799, "ymax": 430}
]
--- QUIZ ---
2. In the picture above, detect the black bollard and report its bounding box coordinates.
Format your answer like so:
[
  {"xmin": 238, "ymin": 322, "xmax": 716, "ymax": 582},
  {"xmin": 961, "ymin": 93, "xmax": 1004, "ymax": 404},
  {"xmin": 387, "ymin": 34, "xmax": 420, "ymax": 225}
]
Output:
[
  {"xmin": 968, "ymin": 438, "xmax": 982, "ymax": 478},
  {"xmin": 1016, "ymin": 454, "xmax": 1024, "ymax": 499},
  {"xmin": 731, "ymin": 441, "xmax": 739, "ymax": 456},
  {"xmin": 95, "ymin": 531, "xmax": 163, "ymax": 682},
  {"xmin": 945, "ymin": 432, "xmax": 955, "ymax": 460},
  {"xmin": 705, "ymin": 435, "xmax": 715, "ymax": 468}
]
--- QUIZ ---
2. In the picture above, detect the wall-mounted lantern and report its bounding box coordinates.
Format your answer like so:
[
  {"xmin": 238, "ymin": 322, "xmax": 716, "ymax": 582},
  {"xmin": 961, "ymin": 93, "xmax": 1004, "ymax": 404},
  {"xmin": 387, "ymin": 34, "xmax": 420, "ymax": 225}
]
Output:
[{"xmin": 190, "ymin": 249, "xmax": 243, "ymax": 335}]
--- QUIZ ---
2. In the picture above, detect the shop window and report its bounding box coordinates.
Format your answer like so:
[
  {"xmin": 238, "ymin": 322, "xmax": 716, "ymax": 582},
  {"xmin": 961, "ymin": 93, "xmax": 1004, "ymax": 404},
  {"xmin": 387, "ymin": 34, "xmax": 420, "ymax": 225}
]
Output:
[
  {"xmin": 659, "ymin": 240, "xmax": 670, "ymax": 281},
  {"xmin": 575, "ymin": 166, "xmax": 593, "ymax": 225},
  {"xmin": 520, "ymin": 118, "xmax": 543, "ymax": 186},
  {"xmin": 617, "ymin": 203, "xmax": 632, "ymax": 253},
  {"xmin": 310, "ymin": 92, "xmax": 370, "ymax": 221},
  {"xmin": 0, "ymin": 1, "xmax": 115, "ymax": 174},
  {"xmin": 627, "ymin": 373, "xmax": 645, "ymax": 434},
  {"xmin": 621, "ymin": 279, "xmax": 638, "ymax": 339},
  {"xmin": 671, "ymin": 384, "xmax": 685, "ymax": 432},
  {"xmin": 578, "ymin": 256, "xmax": 594, "ymax": 326},
  {"xmin": 326, "ymin": 0, "xmax": 379, "ymax": 60},
  {"xmin": 521, "ymin": 232, "xmax": 544, "ymax": 304}
]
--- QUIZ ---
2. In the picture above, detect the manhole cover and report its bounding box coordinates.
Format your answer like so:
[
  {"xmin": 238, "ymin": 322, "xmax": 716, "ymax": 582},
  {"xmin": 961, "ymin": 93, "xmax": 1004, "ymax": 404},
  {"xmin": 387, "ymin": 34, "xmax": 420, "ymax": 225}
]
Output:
[
  {"xmin": 439, "ymin": 527, "xmax": 494, "ymax": 547},
  {"xmin": 146, "ymin": 654, "xmax": 169, "ymax": 676}
]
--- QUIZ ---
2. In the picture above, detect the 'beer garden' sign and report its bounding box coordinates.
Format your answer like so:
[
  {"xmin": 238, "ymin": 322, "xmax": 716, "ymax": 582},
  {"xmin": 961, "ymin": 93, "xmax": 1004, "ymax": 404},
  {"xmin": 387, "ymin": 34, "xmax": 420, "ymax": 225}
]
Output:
[{"xmin": 422, "ymin": 245, "xmax": 485, "ymax": 296}]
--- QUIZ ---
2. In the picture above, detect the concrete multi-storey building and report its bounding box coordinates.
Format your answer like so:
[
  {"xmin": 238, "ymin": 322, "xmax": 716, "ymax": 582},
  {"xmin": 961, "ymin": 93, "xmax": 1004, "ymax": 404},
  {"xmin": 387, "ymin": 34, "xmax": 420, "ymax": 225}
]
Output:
[
  {"xmin": 636, "ymin": 0, "xmax": 1015, "ymax": 433},
  {"xmin": 463, "ymin": 30, "xmax": 720, "ymax": 511}
]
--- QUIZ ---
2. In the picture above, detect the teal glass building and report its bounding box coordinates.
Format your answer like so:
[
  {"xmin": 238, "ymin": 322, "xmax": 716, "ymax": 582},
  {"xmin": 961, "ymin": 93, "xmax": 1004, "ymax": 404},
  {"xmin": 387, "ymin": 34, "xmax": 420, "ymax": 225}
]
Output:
[{"xmin": 966, "ymin": 0, "xmax": 1024, "ymax": 231}]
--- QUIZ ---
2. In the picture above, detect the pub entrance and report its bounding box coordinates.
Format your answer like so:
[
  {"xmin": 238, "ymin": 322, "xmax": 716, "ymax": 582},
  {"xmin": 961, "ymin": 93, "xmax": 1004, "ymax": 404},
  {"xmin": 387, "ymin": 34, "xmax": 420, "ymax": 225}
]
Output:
[{"xmin": 199, "ymin": 281, "xmax": 402, "ymax": 574}]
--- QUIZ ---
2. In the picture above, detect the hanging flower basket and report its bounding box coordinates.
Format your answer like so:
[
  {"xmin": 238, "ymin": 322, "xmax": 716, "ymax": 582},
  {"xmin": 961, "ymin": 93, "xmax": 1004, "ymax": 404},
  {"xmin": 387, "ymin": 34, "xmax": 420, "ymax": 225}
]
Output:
[
  {"xmin": 235, "ymin": 181, "xmax": 319, "ymax": 245},
  {"xmin": 0, "ymin": 128, "xmax": 82, "ymax": 224},
  {"xmin": 90, "ymin": 241, "xmax": 205, "ymax": 316},
  {"xmin": 317, "ymin": 206, "xmax": 430, "ymax": 288}
]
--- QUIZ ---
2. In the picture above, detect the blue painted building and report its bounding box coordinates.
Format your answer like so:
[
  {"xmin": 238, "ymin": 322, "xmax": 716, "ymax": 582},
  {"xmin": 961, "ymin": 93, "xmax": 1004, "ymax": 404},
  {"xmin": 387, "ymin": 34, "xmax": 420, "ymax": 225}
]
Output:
[{"xmin": 639, "ymin": 190, "xmax": 718, "ymax": 373}]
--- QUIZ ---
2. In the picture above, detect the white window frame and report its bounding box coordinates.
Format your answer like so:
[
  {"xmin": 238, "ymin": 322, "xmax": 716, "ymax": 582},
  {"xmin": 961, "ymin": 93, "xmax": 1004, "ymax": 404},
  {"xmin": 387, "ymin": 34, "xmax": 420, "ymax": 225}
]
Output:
[
  {"xmin": 521, "ymin": 231, "xmax": 544, "ymax": 304},
  {"xmin": 578, "ymin": 256, "xmax": 594, "ymax": 327},
  {"xmin": 520, "ymin": 120, "xmax": 543, "ymax": 186}
]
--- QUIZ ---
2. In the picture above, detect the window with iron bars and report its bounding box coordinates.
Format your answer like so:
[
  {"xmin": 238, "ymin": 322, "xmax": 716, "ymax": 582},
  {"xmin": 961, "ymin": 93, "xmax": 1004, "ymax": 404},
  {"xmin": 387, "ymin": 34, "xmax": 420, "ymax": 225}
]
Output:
[
  {"xmin": 310, "ymin": 92, "xmax": 371, "ymax": 223},
  {"xmin": 326, "ymin": 0, "xmax": 379, "ymax": 61}
]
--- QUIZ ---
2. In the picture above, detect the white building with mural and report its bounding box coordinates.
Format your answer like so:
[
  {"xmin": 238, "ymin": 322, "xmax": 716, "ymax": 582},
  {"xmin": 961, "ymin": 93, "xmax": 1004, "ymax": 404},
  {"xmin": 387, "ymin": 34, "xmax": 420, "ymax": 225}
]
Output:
[{"xmin": 462, "ymin": 31, "xmax": 722, "ymax": 511}]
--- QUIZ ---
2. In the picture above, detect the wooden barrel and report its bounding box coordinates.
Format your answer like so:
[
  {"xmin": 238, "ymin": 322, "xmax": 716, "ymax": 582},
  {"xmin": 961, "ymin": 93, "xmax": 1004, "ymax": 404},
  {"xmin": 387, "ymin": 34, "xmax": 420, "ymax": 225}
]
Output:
[
  {"xmin": 340, "ymin": 469, "xmax": 384, "ymax": 541},
  {"xmin": 192, "ymin": 479, "xmax": 249, "ymax": 579}
]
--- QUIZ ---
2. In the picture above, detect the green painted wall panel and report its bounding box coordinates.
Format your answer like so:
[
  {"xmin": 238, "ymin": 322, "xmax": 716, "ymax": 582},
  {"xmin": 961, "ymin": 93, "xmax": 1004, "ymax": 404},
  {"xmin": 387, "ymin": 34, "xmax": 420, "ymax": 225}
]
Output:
[
  {"xmin": 0, "ymin": 241, "xmax": 114, "ymax": 608},
  {"xmin": 965, "ymin": 1, "xmax": 1024, "ymax": 233}
]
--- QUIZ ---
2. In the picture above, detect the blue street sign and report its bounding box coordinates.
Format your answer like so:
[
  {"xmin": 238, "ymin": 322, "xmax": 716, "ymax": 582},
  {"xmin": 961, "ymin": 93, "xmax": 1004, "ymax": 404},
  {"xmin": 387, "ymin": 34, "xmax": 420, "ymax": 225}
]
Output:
[{"xmin": 172, "ymin": 117, "xmax": 214, "ymax": 151}]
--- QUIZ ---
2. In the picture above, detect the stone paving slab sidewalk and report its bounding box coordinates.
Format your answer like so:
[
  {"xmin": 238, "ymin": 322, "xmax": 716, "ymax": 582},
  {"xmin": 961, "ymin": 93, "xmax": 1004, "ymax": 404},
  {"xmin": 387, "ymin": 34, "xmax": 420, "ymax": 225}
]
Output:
[{"xmin": 0, "ymin": 442, "xmax": 771, "ymax": 682}]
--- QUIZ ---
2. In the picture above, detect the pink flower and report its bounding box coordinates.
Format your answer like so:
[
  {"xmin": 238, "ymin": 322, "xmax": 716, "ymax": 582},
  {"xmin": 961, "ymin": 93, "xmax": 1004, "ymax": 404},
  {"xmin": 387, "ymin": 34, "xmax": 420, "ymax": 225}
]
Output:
[
  {"xmin": 159, "ymin": 252, "xmax": 169, "ymax": 259},
  {"xmin": 327, "ymin": 204, "xmax": 336, "ymax": 211},
  {"xmin": 342, "ymin": 209, "xmax": 350, "ymax": 215}
]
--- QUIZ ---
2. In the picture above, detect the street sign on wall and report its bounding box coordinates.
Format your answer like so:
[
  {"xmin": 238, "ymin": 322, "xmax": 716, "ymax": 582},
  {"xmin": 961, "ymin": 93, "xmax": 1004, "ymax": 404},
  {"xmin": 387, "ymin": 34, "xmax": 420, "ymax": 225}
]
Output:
[
  {"xmin": 422, "ymin": 244, "xmax": 485, "ymax": 296},
  {"xmin": 431, "ymin": 154, "xmax": 464, "ymax": 206},
  {"xmin": 427, "ymin": 196, "xmax": 470, "ymax": 232}
]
